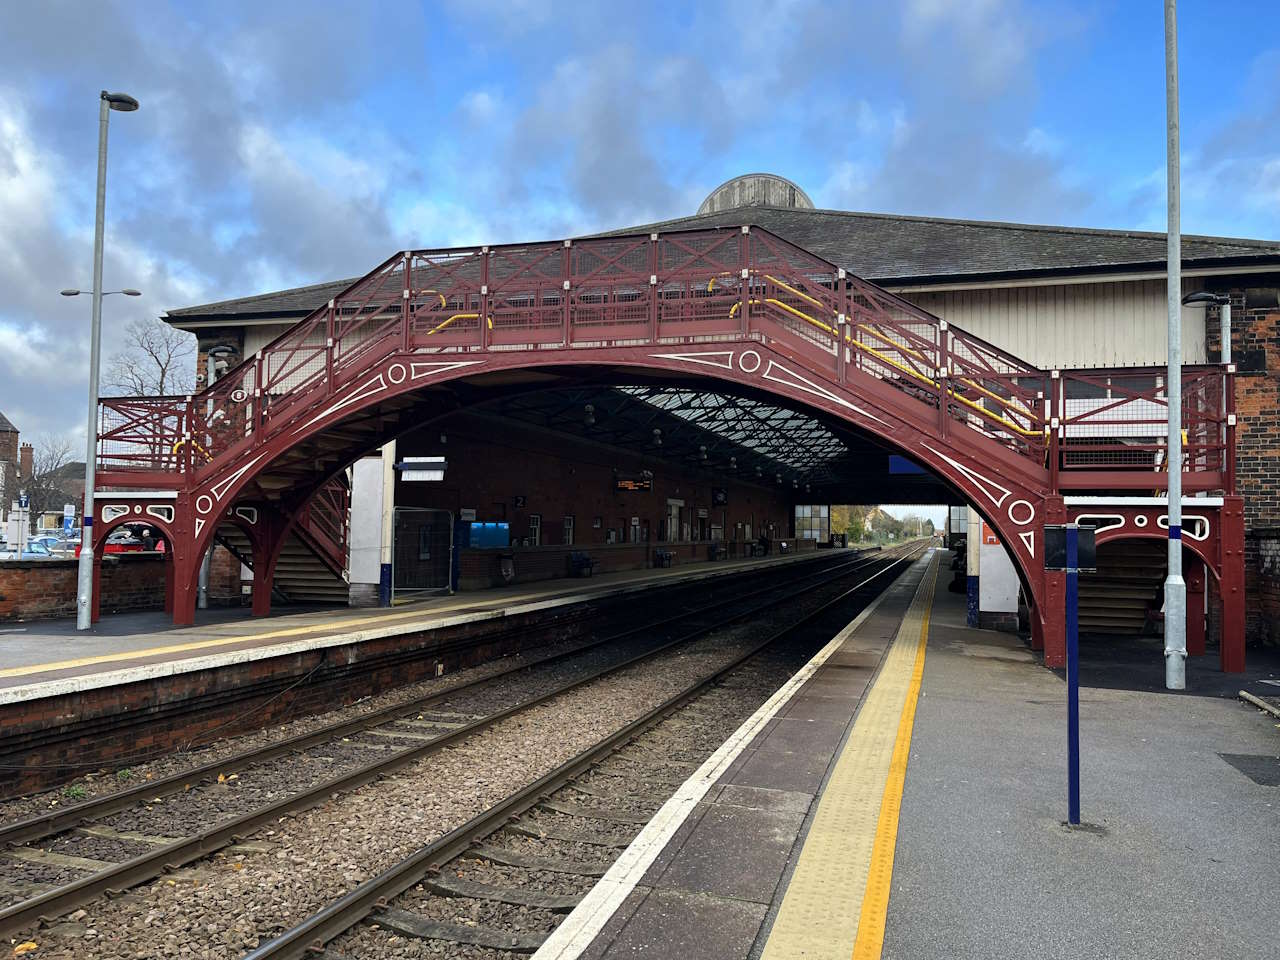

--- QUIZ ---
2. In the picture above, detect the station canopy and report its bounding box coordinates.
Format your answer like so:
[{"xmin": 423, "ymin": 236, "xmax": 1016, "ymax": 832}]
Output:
[{"xmin": 474, "ymin": 384, "xmax": 955, "ymax": 504}]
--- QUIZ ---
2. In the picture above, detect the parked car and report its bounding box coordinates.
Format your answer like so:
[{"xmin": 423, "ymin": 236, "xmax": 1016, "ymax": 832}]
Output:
[
  {"xmin": 30, "ymin": 534, "xmax": 72, "ymax": 554},
  {"xmin": 0, "ymin": 541, "xmax": 56, "ymax": 561},
  {"xmin": 104, "ymin": 529, "xmax": 144, "ymax": 554}
]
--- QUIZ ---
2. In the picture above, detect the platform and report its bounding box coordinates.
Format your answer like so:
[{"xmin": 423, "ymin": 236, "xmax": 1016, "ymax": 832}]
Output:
[
  {"xmin": 540, "ymin": 550, "xmax": 1279, "ymax": 960},
  {"xmin": 0, "ymin": 549, "xmax": 825, "ymax": 703}
]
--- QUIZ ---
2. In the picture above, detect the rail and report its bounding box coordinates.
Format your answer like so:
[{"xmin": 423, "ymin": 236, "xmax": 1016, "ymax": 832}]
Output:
[{"xmin": 95, "ymin": 226, "xmax": 1234, "ymax": 495}]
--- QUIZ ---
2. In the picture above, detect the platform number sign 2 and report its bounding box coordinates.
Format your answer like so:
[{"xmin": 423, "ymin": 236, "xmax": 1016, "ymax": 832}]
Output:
[{"xmin": 1043, "ymin": 524, "xmax": 1095, "ymax": 826}]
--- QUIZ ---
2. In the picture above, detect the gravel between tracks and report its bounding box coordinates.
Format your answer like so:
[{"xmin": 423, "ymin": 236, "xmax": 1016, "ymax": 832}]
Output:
[{"xmin": 12, "ymin": 558, "xmax": 881, "ymax": 957}]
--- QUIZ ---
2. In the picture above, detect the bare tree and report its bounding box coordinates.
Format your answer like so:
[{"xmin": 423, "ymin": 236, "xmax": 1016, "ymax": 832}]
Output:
[
  {"xmin": 24, "ymin": 433, "xmax": 75, "ymax": 532},
  {"xmin": 105, "ymin": 318, "xmax": 196, "ymax": 396}
]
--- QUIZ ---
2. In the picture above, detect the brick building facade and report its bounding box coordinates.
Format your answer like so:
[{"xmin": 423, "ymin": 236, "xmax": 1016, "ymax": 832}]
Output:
[
  {"xmin": 0, "ymin": 412, "xmax": 17, "ymax": 522},
  {"xmin": 1206, "ymin": 294, "xmax": 1280, "ymax": 646},
  {"xmin": 395, "ymin": 413, "xmax": 794, "ymax": 550}
]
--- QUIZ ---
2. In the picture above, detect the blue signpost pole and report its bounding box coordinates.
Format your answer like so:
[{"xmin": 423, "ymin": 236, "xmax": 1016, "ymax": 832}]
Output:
[{"xmin": 1065, "ymin": 523, "xmax": 1081, "ymax": 825}]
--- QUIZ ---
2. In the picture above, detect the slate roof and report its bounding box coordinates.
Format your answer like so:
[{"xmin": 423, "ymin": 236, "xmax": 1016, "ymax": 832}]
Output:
[
  {"xmin": 606, "ymin": 206, "xmax": 1280, "ymax": 285},
  {"xmin": 166, "ymin": 207, "xmax": 1280, "ymax": 323},
  {"xmin": 0, "ymin": 411, "xmax": 17, "ymax": 433}
]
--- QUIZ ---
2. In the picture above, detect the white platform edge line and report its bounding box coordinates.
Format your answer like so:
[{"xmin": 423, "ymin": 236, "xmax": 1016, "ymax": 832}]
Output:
[
  {"xmin": 530, "ymin": 549, "xmax": 932, "ymax": 960},
  {"xmin": 0, "ymin": 554, "xmax": 819, "ymax": 705}
]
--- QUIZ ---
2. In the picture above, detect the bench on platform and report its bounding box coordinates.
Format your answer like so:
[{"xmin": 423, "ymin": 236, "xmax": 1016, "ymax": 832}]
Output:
[
  {"xmin": 568, "ymin": 551, "xmax": 599, "ymax": 577},
  {"xmin": 653, "ymin": 548, "xmax": 675, "ymax": 568}
]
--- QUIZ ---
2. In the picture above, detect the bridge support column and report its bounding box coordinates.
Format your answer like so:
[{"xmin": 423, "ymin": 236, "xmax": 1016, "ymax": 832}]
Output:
[
  {"xmin": 1039, "ymin": 497, "xmax": 1067, "ymax": 669},
  {"xmin": 251, "ymin": 512, "xmax": 292, "ymax": 618},
  {"xmin": 1220, "ymin": 496, "xmax": 1246, "ymax": 673},
  {"xmin": 163, "ymin": 554, "xmax": 175, "ymax": 615},
  {"xmin": 1186, "ymin": 554, "xmax": 1206, "ymax": 657}
]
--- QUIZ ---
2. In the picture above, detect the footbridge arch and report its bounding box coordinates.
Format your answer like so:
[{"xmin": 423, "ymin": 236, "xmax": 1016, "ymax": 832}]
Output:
[{"xmin": 93, "ymin": 226, "xmax": 1241, "ymax": 669}]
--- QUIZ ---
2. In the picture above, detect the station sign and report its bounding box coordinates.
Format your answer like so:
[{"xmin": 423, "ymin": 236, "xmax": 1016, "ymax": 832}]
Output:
[
  {"xmin": 615, "ymin": 473, "xmax": 653, "ymax": 492},
  {"xmin": 395, "ymin": 456, "xmax": 447, "ymax": 481},
  {"xmin": 1043, "ymin": 525, "xmax": 1097, "ymax": 572}
]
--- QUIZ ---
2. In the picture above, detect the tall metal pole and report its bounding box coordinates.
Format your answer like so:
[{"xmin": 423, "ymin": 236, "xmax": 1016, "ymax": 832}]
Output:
[
  {"xmin": 75, "ymin": 94, "xmax": 112, "ymax": 631},
  {"xmin": 1163, "ymin": 0, "xmax": 1186, "ymax": 689},
  {"xmin": 1065, "ymin": 523, "xmax": 1081, "ymax": 824}
]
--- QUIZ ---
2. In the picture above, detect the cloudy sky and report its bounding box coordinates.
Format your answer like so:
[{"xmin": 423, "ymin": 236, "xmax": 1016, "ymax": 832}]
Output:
[{"xmin": 1, "ymin": 0, "xmax": 1277, "ymax": 444}]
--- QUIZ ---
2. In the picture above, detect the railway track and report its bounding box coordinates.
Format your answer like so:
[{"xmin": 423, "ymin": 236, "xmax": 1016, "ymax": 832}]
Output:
[
  {"xmin": 0, "ymin": 548, "xmax": 901, "ymax": 940},
  {"xmin": 244, "ymin": 545, "xmax": 926, "ymax": 959}
]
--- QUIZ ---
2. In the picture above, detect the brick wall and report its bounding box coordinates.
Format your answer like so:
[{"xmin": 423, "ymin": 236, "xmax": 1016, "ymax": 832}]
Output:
[
  {"xmin": 0, "ymin": 554, "xmax": 168, "ymax": 621},
  {"xmin": 394, "ymin": 413, "xmax": 795, "ymax": 553},
  {"xmin": 1207, "ymin": 304, "xmax": 1279, "ymax": 646}
]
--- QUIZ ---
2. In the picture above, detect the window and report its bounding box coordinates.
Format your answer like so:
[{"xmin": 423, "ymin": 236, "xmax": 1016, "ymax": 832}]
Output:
[
  {"xmin": 562, "ymin": 515, "xmax": 575, "ymax": 546},
  {"xmin": 528, "ymin": 513, "xmax": 542, "ymax": 547},
  {"xmin": 795, "ymin": 504, "xmax": 830, "ymax": 541}
]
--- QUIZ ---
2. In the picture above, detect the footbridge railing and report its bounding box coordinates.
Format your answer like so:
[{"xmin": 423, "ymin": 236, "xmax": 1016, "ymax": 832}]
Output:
[{"xmin": 96, "ymin": 226, "xmax": 1234, "ymax": 495}]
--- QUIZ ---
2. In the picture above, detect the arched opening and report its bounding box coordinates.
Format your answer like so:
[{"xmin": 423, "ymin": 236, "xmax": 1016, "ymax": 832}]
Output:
[
  {"xmin": 1077, "ymin": 534, "xmax": 1217, "ymax": 676},
  {"xmin": 182, "ymin": 355, "xmax": 1046, "ymax": 631}
]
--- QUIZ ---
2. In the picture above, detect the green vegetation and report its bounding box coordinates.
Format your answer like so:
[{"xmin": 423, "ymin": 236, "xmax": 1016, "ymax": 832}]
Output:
[{"xmin": 830, "ymin": 505, "xmax": 935, "ymax": 546}]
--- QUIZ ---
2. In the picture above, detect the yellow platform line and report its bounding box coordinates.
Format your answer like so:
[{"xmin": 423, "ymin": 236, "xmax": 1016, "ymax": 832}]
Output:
[
  {"xmin": 852, "ymin": 562, "xmax": 933, "ymax": 959},
  {"xmin": 0, "ymin": 591, "xmax": 539, "ymax": 681},
  {"xmin": 760, "ymin": 553, "xmax": 937, "ymax": 960},
  {"xmin": 0, "ymin": 555, "xmax": 813, "ymax": 682}
]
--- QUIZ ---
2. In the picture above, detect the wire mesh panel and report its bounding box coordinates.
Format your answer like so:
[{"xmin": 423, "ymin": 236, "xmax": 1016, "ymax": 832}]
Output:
[
  {"xmin": 1059, "ymin": 368, "xmax": 1226, "ymax": 474},
  {"xmin": 656, "ymin": 231, "xmax": 743, "ymax": 337},
  {"xmin": 408, "ymin": 249, "xmax": 485, "ymax": 347},
  {"xmin": 569, "ymin": 236, "xmax": 651, "ymax": 342},
  {"xmin": 489, "ymin": 243, "xmax": 568, "ymax": 346},
  {"xmin": 97, "ymin": 397, "xmax": 190, "ymax": 474}
]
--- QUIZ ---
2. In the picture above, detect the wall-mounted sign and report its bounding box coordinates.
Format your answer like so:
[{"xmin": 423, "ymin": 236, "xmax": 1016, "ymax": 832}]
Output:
[
  {"xmin": 460, "ymin": 508, "xmax": 477, "ymax": 522},
  {"xmin": 514, "ymin": 495, "xmax": 527, "ymax": 508},
  {"xmin": 395, "ymin": 456, "xmax": 447, "ymax": 481},
  {"xmin": 711, "ymin": 487, "xmax": 728, "ymax": 506},
  {"xmin": 615, "ymin": 474, "xmax": 653, "ymax": 492}
]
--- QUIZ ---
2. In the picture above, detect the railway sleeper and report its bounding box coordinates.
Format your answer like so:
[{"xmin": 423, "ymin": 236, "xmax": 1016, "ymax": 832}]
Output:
[
  {"xmin": 468, "ymin": 843, "xmax": 611, "ymax": 877},
  {"xmin": 372, "ymin": 907, "xmax": 546, "ymax": 953},
  {"xmin": 504, "ymin": 820, "xmax": 631, "ymax": 848},
  {"xmin": 424, "ymin": 874, "xmax": 581, "ymax": 912},
  {"xmin": 537, "ymin": 799, "xmax": 652, "ymax": 824}
]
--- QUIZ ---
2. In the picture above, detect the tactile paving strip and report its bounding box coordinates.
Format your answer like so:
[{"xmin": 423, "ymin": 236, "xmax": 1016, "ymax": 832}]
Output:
[{"xmin": 760, "ymin": 553, "xmax": 938, "ymax": 960}]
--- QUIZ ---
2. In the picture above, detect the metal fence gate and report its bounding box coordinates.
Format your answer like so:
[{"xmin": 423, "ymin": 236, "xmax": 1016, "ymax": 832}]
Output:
[{"xmin": 392, "ymin": 508, "xmax": 453, "ymax": 602}]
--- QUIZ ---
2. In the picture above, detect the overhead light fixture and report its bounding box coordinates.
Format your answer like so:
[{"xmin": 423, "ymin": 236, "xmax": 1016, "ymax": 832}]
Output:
[
  {"xmin": 699, "ymin": 444, "xmax": 707, "ymax": 460},
  {"xmin": 652, "ymin": 428, "xmax": 662, "ymax": 447},
  {"xmin": 584, "ymin": 403, "xmax": 595, "ymax": 426},
  {"xmin": 756, "ymin": 466, "xmax": 763, "ymax": 478},
  {"xmin": 729, "ymin": 457, "xmax": 737, "ymax": 471}
]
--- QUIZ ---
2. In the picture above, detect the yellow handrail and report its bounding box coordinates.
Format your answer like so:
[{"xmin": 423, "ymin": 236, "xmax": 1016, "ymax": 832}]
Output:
[
  {"xmin": 171, "ymin": 437, "xmax": 213, "ymax": 462},
  {"xmin": 757, "ymin": 274, "xmax": 1040, "ymax": 434},
  {"xmin": 425, "ymin": 312, "xmax": 494, "ymax": 336}
]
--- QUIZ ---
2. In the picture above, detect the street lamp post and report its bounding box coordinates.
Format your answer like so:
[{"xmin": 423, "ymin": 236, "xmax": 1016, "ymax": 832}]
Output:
[
  {"xmin": 1162, "ymin": 2, "xmax": 1187, "ymax": 690},
  {"xmin": 75, "ymin": 90, "xmax": 138, "ymax": 632}
]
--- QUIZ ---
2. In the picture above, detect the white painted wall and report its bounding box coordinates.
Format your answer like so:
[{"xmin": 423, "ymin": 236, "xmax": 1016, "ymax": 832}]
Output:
[
  {"xmin": 901, "ymin": 277, "xmax": 1206, "ymax": 368},
  {"xmin": 979, "ymin": 525, "xmax": 1019, "ymax": 614},
  {"xmin": 348, "ymin": 455, "xmax": 385, "ymax": 586}
]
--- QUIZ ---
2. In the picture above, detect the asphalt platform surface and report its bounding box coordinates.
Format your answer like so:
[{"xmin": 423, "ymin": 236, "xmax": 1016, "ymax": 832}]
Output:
[{"xmin": 883, "ymin": 576, "xmax": 1279, "ymax": 960}]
